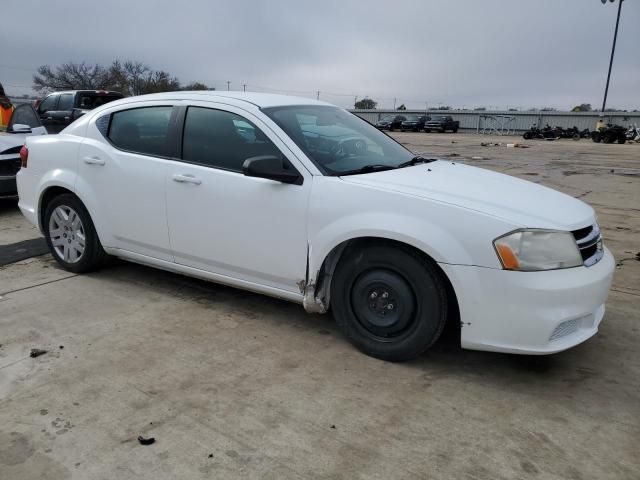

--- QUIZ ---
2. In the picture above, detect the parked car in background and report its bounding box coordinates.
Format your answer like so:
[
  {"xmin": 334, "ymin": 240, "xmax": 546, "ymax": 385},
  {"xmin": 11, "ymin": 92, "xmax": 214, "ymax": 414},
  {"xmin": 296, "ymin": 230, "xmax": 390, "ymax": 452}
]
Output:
[
  {"xmin": 0, "ymin": 104, "xmax": 47, "ymax": 198},
  {"xmin": 424, "ymin": 115, "xmax": 459, "ymax": 133},
  {"xmin": 400, "ymin": 115, "xmax": 429, "ymax": 132},
  {"xmin": 17, "ymin": 92, "xmax": 614, "ymax": 362},
  {"xmin": 35, "ymin": 90, "xmax": 124, "ymax": 133},
  {"xmin": 375, "ymin": 114, "xmax": 406, "ymax": 131}
]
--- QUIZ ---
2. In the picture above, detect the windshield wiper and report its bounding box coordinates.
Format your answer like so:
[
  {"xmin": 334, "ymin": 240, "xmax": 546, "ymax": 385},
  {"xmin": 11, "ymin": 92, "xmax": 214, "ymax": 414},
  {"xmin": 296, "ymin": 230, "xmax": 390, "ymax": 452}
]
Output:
[
  {"xmin": 397, "ymin": 155, "xmax": 437, "ymax": 169},
  {"xmin": 339, "ymin": 164, "xmax": 397, "ymax": 176}
]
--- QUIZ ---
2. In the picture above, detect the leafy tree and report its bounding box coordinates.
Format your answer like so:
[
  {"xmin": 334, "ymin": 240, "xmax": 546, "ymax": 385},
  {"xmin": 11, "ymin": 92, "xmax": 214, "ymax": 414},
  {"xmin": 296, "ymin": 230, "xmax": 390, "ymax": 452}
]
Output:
[
  {"xmin": 354, "ymin": 98, "xmax": 377, "ymax": 109},
  {"xmin": 436, "ymin": 105, "xmax": 451, "ymax": 110},
  {"xmin": 473, "ymin": 107, "xmax": 487, "ymax": 111},
  {"xmin": 397, "ymin": 104, "xmax": 407, "ymax": 110},
  {"xmin": 572, "ymin": 103, "xmax": 592, "ymax": 112},
  {"xmin": 540, "ymin": 107, "xmax": 556, "ymax": 111}
]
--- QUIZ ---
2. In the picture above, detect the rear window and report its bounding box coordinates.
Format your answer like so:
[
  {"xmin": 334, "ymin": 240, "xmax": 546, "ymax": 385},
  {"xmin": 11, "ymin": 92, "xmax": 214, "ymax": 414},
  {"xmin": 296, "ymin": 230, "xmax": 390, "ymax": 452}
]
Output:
[
  {"xmin": 78, "ymin": 93, "xmax": 123, "ymax": 110},
  {"xmin": 8, "ymin": 104, "xmax": 40, "ymax": 129},
  {"xmin": 108, "ymin": 106, "xmax": 173, "ymax": 157}
]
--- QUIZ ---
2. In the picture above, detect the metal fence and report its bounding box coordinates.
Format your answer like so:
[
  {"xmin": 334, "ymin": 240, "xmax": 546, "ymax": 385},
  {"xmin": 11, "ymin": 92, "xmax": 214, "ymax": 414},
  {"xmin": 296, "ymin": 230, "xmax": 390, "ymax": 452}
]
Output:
[
  {"xmin": 9, "ymin": 97, "xmax": 639, "ymax": 134},
  {"xmin": 350, "ymin": 109, "xmax": 640, "ymax": 134}
]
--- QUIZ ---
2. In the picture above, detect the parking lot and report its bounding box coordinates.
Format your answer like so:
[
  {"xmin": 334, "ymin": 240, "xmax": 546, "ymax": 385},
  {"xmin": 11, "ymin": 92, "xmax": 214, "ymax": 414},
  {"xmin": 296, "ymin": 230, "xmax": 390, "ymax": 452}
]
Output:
[{"xmin": 1, "ymin": 133, "xmax": 639, "ymax": 479}]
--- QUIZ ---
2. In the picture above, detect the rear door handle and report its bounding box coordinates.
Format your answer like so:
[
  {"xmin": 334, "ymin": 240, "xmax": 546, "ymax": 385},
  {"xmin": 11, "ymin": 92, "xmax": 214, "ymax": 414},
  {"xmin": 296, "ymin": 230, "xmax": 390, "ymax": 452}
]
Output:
[
  {"xmin": 172, "ymin": 174, "xmax": 201, "ymax": 185},
  {"xmin": 83, "ymin": 156, "xmax": 105, "ymax": 166}
]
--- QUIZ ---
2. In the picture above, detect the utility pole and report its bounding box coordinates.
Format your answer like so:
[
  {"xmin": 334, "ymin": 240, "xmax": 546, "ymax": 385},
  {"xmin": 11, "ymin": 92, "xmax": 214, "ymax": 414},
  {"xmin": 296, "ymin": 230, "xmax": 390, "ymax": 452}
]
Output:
[
  {"xmin": 226, "ymin": 80, "xmax": 231, "ymax": 91},
  {"xmin": 316, "ymin": 91, "xmax": 320, "ymax": 100},
  {"xmin": 354, "ymin": 95, "xmax": 358, "ymax": 107},
  {"xmin": 393, "ymin": 98, "xmax": 397, "ymax": 109},
  {"xmin": 601, "ymin": 0, "xmax": 624, "ymax": 113},
  {"xmin": 242, "ymin": 84, "xmax": 247, "ymax": 92}
]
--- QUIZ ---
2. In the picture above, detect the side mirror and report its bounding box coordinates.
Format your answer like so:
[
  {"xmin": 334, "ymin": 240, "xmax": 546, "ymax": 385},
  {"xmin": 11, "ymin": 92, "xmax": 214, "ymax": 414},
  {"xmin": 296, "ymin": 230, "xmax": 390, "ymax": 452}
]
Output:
[
  {"xmin": 72, "ymin": 108, "xmax": 87, "ymax": 120},
  {"xmin": 9, "ymin": 124, "xmax": 32, "ymax": 134},
  {"xmin": 242, "ymin": 155, "xmax": 302, "ymax": 185}
]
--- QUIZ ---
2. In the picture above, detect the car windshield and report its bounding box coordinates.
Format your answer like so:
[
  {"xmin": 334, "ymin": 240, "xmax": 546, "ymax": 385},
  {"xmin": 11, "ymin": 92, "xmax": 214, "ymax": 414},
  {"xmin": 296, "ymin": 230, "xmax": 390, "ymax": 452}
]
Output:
[
  {"xmin": 263, "ymin": 105, "xmax": 415, "ymax": 176},
  {"xmin": 404, "ymin": 115, "xmax": 420, "ymax": 121},
  {"xmin": 432, "ymin": 116, "xmax": 448, "ymax": 121}
]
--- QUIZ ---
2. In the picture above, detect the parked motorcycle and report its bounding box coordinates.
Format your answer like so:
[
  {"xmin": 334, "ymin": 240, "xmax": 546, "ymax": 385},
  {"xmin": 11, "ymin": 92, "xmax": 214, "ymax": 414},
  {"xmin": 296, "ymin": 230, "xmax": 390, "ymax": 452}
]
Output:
[
  {"xmin": 522, "ymin": 124, "xmax": 561, "ymax": 140},
  {"xmin": 562, "ymin": 126, "xmax": 582, "ymax": 140},
  {"xmin": 625, "ymin": 124, "xmax": 640, "ymax": 142}
]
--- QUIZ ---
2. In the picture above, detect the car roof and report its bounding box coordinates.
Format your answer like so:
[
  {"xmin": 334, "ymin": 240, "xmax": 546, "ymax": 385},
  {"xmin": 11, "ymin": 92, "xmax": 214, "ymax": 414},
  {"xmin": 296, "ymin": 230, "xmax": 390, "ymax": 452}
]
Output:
[
  {"xmin": 118, "ymin": 91, "xmax": 334, "ymax": 109},
  {"xmin": 45, "ymin": 90, "xmax": 123, "ymax": 95}
]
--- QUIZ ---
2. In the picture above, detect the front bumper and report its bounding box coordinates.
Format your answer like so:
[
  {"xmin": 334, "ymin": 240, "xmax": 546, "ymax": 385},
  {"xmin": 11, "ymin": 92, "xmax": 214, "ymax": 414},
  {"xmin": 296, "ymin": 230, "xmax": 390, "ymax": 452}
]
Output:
[{"xmin": 439, "ymin": 246, "xmax": 615, "ymax": 354}]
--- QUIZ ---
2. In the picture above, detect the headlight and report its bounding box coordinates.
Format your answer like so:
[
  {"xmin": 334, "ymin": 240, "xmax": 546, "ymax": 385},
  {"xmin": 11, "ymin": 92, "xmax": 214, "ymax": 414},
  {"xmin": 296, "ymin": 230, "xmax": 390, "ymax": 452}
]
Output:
[{"xmin": 493, "ymin": 229, "xmax": 583, "ymax": 271}]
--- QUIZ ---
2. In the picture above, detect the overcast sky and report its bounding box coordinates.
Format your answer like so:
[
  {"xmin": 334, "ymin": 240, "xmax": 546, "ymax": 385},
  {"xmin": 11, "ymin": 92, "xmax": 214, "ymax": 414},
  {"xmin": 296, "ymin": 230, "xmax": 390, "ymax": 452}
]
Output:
[{"xmin": 1, "ymin": 0, "xmax": 638, "ymax": 110}]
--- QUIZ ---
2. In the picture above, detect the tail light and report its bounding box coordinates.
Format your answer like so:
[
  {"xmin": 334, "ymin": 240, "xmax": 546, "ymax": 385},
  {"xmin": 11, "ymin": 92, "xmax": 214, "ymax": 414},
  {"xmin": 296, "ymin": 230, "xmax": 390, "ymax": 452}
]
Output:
[{"xmin": 20, "ymin": 145, "xmax": 28, "ymax": 168}]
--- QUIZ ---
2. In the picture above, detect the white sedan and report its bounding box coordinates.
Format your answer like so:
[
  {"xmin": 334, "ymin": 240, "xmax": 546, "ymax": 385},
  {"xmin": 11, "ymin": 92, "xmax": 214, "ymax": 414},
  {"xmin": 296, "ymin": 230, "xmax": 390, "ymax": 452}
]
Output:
[{"xmin": 17, "ymin": 92, "xmax": 615, "ymax": 361}]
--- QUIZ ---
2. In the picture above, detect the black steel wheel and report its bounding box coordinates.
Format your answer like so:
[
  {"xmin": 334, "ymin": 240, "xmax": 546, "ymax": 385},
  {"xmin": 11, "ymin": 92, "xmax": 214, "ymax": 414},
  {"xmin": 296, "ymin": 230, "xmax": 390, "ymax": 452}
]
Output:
[{"xmin": 331, "ymin": 242, "xmax": 448, "ymax": 362}]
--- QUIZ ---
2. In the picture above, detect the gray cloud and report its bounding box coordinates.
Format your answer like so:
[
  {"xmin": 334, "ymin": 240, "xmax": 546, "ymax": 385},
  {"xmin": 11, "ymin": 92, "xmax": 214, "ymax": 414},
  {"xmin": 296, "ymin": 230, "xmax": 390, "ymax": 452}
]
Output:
[{"xmin": 1, "ymin": 0, "xmax": 638, "ymax": 110}]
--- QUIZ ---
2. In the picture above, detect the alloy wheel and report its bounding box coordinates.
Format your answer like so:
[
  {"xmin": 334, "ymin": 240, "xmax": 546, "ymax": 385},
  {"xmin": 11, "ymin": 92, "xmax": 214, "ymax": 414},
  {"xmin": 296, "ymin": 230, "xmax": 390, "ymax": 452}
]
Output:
[{"xmin": 49, "ymin": 205, "xmax": 86, "ymax": 263}]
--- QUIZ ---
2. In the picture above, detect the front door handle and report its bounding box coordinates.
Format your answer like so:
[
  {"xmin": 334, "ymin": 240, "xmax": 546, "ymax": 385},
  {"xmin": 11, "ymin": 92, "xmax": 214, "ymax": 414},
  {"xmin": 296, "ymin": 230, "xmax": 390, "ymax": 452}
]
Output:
[
  {"xmin": 83, "ymin": 156, "xmax": 105, "ymax": 166},
  {"xmin": 172, "ymin": 174, "xmax": 202, "ymax": 185}
]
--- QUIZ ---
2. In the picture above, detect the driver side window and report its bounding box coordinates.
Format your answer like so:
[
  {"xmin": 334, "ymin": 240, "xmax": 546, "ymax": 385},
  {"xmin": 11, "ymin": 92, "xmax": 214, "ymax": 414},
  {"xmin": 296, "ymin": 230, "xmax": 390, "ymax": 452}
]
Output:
[
  {"xmin": 181, "ymin": 107, "xmax": 282, "ymax": 172},
  {"xmin": 38, "ymin": 95, "xmax": 58, "ymax": 113}
]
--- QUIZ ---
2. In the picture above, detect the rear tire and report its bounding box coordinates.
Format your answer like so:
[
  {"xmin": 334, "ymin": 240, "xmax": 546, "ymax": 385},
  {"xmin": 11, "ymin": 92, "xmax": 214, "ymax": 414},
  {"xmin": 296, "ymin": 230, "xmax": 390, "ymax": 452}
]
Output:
[
  {"xmin": 618, "ymin": 135, "xmax": 626, "ymax": 144},
  {"xmin": 331, "ymin": 242, "xmax": 448, "ymax": 362},
  {"xmin": 425, "ymin": 129, "xmax": 431, "ymax": 133},
  {"xmin": 523, "ymin": 131, "xmax": 533, "ymax": 140},
  {"xmin": 592, "ymin": 132, "xmax": 602, "ymax": 143},
  {"xmin": 44, "ymin": 193, "xmax": 107, "ymax": 273}
]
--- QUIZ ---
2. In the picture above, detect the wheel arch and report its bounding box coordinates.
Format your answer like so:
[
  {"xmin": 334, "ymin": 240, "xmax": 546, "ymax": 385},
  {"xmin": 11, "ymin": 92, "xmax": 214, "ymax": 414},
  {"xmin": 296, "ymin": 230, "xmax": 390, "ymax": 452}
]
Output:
[
  {"xmin": 304, "ymin": 236, "xmax": 460, "ymax": 338},
  {"xmin": 38, "ymin": 184, "xmax": 99, "ymax": 241}
]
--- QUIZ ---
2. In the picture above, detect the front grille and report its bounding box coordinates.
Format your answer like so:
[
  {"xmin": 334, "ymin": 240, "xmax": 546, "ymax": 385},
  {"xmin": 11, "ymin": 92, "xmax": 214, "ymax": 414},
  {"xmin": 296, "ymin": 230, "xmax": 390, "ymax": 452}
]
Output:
[
  {"xmin": 549, "ymin": 318, "xmax": 579, "ymax": 341},
  {"xmin": 572, "ymin": 224, "xmax": 603, "ymax": 267},
  {"xmin": 0, "ymin": 159, "xmax": 21, "ymax": 176}
]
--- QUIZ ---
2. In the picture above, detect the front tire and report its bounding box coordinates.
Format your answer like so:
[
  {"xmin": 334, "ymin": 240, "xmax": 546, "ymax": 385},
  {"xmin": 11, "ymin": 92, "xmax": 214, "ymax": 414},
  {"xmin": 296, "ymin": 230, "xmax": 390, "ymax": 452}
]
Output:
[
  {"xmin": 44, "ymin": 193, "xmax": 107, "ymax": 273},
  {"xmin": 331, "ymin": 242, "xmax": 448, "ymax": 362}
]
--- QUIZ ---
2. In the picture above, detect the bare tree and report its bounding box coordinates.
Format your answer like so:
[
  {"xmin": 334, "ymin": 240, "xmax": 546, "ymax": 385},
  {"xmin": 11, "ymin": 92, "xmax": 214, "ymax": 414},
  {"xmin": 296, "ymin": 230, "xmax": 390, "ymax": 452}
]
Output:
[
  {"xmin": 33, "ymin": 62, "xmax": 110, "ymax": 93},
  {"xmin": 140, "ymin": 70, "xmax": 180, "ymax": 94},
  {"xmin": 182, "ymin": 81, "xmax": 210, "ymax": 91},
  {"xmin": 108, "ymin": 60, "xmax": 151, "ymax": 96}
]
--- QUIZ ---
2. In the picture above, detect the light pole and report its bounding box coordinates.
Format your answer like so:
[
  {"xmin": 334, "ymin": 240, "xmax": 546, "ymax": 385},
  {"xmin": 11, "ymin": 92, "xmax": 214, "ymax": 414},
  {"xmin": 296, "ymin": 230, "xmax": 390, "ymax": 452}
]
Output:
[{"xmin": 601, "ymin": 0, "xmax": 624, "ymax": 113}]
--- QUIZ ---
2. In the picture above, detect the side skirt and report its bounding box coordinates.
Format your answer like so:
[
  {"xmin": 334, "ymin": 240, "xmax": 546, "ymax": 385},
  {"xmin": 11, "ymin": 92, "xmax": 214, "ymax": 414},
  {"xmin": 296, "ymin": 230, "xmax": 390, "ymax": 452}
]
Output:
[{"xmin": 104, "ymin": 247, "xmax": 304, "ymax": 304}]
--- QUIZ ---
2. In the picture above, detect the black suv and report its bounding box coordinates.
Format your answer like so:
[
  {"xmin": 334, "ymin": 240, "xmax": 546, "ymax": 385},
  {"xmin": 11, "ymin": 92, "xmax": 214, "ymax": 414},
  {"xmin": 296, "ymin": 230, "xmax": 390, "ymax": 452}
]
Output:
[
  {"xmin": 35, "ymin": 90, "xmax": 124, "ymax": 133},
  {"xmin": 400, "ymin": 115, "xmax": 429, "ymax": 132},
  {"xmin": 375, "ymin": 115, "xmax": 406, "ymax": 131}
]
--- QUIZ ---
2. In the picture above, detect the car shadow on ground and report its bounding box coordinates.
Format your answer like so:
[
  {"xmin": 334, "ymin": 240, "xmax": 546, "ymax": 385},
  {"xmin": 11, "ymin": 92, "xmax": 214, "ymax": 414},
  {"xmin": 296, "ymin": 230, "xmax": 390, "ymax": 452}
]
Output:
[
  {"xmin": 0, "ymin": 198, "xmax": 18, "ymax": 214},
  {"xmin": 94, "ymin": 258, "xmax": 575, "ymax": 386}
]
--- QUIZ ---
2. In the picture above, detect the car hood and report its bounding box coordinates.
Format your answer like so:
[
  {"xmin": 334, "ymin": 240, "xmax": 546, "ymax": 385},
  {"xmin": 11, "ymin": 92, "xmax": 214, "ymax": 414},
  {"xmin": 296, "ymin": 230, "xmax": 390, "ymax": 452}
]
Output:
[{"xmin": 340, "ymin": 161, "xmax": 595, "ymax": 230}]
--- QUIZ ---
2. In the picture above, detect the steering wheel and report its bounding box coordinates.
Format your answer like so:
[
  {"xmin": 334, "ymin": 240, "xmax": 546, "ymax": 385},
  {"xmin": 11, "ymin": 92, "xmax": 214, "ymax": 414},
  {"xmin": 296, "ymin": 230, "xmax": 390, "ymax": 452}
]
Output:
[{"xmin": 331, "ymin": 137, "xmax": 368, "ymax": 157}]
